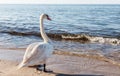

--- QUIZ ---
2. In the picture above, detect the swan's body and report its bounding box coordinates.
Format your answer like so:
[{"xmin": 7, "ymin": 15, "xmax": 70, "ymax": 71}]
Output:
[{"xmin": 18, "ymin": 14, "xmax": 53, "ymax": 71}]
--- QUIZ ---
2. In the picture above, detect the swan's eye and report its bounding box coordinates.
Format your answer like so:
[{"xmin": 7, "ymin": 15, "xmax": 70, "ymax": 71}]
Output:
[{"xmin": 46, "ymin": 15, "xmax": 49, "ymax": 17}]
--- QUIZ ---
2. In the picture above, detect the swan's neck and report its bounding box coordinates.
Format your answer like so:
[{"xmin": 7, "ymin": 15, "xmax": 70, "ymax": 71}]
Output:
[{"xmin": 40, "ymin": 17, "xmax": 50, "ymax": 43}]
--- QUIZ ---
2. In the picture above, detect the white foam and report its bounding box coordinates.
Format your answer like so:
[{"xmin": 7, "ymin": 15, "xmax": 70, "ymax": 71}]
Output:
[{"xmin": 62, "ymin": 34, "xmax": 120, "ymax": 45}]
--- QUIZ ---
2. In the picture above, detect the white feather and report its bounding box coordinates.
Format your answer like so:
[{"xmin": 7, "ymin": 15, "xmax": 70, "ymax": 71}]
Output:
[{"xmin": 18, "ymin": 14, "xmax": 53, "ymax": 69}]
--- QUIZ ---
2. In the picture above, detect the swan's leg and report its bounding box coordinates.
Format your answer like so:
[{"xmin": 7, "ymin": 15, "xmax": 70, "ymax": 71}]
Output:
[
  {"xmin": 36, "ymin": 64, "xmax": 52, "ymax": 72},
  {"xmin": 43, "ymin": 64, "xmax": 53, "ymax": 72},
  {"xmin": 43, "ymin": 64, "xmax": 47, "ymax": 72},
  {"xmin": 36, "ymin": 64, "xmax": 47, "ymax": 72}
]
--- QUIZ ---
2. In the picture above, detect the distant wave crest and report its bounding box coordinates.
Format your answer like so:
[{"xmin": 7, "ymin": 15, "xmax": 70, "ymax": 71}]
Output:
[
  {"xmin": 62, "ymin": 34, "xmax": 120, "ymax": 45},
  {"xmin": 1, "ymin": 29, "xmax": 120, "ymax": 45}
]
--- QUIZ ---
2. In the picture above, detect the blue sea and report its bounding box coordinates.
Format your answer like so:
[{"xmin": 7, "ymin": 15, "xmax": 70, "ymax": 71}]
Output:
[{"xmin": 0, "ymin": 4, "xmax": 120, "ymax": 61}]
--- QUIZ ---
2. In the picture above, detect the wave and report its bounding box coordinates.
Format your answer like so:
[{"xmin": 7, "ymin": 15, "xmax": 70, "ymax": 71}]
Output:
[
  {"xmin": 62, "ymin": 34, "xmax": 120, "ymax": 45},
  {"xmin": 1, "ymin": 29, "xmax": 120, "ymax": 45}
]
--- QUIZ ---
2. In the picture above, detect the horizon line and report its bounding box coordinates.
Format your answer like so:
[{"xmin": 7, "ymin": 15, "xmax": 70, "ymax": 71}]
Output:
[{"xmin": 0, "ymin": 3, "xmax": 120, "ymax": 5}]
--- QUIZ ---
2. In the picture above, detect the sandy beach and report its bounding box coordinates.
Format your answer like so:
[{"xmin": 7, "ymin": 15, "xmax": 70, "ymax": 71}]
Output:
[
  {"xmin": 0, "ymin": 48, "xmax": 120, "ymax": 76},
  {"xmin": 0, "ymin": 3, "xmax": 119, "ymax": 76}
]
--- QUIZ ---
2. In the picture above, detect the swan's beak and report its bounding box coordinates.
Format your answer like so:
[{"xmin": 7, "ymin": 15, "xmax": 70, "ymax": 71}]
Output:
[{"xmin": 47, "ymin": 17, "xmax": 51, "ymax": 21}]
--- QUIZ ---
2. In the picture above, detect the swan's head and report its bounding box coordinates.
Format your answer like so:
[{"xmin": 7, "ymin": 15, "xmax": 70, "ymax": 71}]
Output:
[{"xmin": 40, "ymin": 14, "xmax": 51, "ymax": 20}]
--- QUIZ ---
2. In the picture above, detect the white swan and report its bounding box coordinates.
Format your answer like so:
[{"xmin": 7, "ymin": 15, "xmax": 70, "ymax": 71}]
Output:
[{"xmin": 18, "ymin": 14, "xmax": 53, "ymax": 72}]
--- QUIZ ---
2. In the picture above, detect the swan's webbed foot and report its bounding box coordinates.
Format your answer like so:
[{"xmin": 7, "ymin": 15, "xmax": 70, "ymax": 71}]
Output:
[
  {"xmin": 36, "ymin": 64, "xmax": 47, "ymax": 72},
  {"xmin": 36, "ymin": 65, "xmax": 43, "ymax": 71},
  {"xmin": 36, "ymin": 64, "xmax": 53, "ymax": 73}
]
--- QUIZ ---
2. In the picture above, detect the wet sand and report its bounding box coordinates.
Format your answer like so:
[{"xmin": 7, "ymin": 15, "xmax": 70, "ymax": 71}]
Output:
[{"xmin": 0, "ymin": 49, "xmax": 120, "ymax": 76}]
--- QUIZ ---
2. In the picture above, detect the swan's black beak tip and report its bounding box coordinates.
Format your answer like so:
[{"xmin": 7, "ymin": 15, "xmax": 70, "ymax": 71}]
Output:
[{"xmin": 47, "ymin": 17, "xmax": 52, "ymax": 21}]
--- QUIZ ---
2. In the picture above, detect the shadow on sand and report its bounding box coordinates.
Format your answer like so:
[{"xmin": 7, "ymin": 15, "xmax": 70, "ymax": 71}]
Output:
[
  {"xmin": 46, "ymin": 71, "xmax": 104, "ymax": 76},
  {"xmin": 56, "ymin": 74, "xmax": 104, "ymax": 76}
]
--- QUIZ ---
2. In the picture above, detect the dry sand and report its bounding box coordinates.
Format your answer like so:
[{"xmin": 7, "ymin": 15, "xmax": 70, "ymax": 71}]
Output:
[{"xmin": 0, "ymin": 49, "xmax": 120, "ymax": 76}]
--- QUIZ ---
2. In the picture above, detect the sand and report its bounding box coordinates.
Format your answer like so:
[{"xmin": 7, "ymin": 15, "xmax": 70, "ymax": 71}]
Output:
[{"xmin": 0, "ymin": 49, "xmax": 120, "ymax": 76}]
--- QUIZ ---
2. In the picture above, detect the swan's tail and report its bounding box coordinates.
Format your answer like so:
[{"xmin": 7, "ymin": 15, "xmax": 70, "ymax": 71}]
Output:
[{"xmin": 17, "ymin": 61, "xmax": 26, "ymax": 69}]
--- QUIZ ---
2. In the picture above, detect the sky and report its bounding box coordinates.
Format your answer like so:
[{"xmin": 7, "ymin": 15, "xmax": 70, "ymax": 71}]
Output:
[{"xmin": 0, "ymin": 0, "xmax": 120, "ymax": 4}]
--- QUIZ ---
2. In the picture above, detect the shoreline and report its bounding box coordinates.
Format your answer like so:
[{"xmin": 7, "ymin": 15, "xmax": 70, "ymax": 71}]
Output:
[{"xmin": 0, "ymin": 48, "xmax": 120, "ymax": 76}]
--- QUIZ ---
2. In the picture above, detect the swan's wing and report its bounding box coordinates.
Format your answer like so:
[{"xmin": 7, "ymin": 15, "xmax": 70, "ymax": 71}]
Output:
[
  {"xmin": 22, "ymin": 43, "xmax": 46, "ymax": 65},
  {"xmin": 23, "ymin": 42, "xmax": 39, "ymax": 60}
]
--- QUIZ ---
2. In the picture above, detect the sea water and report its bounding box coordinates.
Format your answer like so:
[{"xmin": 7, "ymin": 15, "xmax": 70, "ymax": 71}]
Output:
[{"xmin": 0, "ymin": 4, "xmax": 120, "ymax": 62}]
